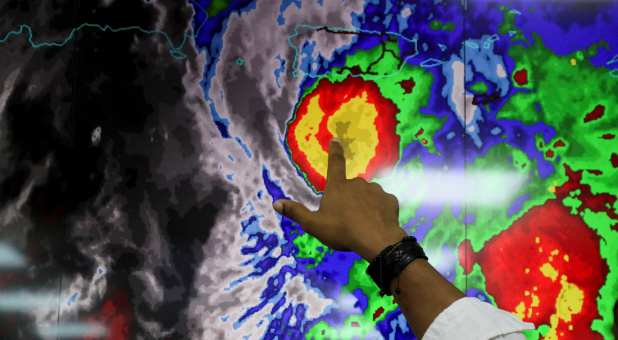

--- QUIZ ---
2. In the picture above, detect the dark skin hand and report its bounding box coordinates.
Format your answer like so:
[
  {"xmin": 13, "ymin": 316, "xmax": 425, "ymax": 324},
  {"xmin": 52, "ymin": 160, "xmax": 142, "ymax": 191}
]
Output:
[{"xmin": 273, "ymin": 138, "xmax": 464, "ymax": 338}]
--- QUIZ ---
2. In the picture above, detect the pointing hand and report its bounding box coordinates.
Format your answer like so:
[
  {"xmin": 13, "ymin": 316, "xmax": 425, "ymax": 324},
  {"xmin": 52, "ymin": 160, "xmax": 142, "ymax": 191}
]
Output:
[{"xmin": 273, "ymin": 139, "xmax": 406, "ymax": 261}]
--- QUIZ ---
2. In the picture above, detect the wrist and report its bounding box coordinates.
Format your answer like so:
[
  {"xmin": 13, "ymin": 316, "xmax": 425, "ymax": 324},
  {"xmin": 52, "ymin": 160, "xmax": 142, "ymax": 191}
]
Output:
[
  {"xmin": 358, "ymin": 226, "xmax": 407, "ymax": 262},
  {"xmin": 389, "ymin": 258, "xmax": 429, "ymax": 294}
]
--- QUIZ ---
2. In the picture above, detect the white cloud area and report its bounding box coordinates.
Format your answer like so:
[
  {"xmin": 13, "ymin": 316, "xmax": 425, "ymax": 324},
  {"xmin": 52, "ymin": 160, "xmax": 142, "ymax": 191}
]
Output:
[
  {"xmin": 0, "ymin": 242, "xmax": 26, "ymax": 268},
  {"xmin": 425, "ymin": 247, "xmax": 459, "ymax": 280},
  {"xmin": 332, "ymin": 291, "xmax": 363, "ymax": 315},
  {"xmin": 0, "ymin": 291, "xmax": 57, "ymax": 311},
  {"xmin": 374, "ymin": 168, "xmax": 527, "ymax": 207},
  {"xmin": 36, "ymin": 322, "xmax": 107, "ymax": 338}
]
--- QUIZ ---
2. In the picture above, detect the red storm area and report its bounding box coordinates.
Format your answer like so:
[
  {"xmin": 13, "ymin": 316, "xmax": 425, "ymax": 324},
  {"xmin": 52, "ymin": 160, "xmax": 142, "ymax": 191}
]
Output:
[
  {"xmin": 555, "ymin": 165, "xmax": 618, "ymax": 222},
  {"xmin": 583, "ymin": 104, "xmax": 605, "ymax": 123},
  {"xmin": 514, "ymin": 69, "xmax": 529, "ymax": 86},
  {"xmin": 459, "ymin": 165, "xmax": 613, "ymax": 339},
  {"xmin": 286, "ymin": 77, "xmax": 400, "ymax": 191},
  {"xmin": 85, "ymin": 289, "xmax": 132, "ymax": 340},
  {"xmin": 399, "ymin": 79, "xmax": 416, "ymax": 93},
  {"xmin": 611, "ymin": 153, "xmax": 618, "ymax": 168},
  {"xmin": 373, "ymin": 306, "xmax": 385, "ymax": 320}
]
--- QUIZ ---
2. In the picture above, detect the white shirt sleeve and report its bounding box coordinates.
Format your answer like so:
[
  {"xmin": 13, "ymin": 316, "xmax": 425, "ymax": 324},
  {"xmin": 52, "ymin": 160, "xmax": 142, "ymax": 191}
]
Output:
[{"xmin": 422, "ymin": 297, "xmax": 535, "ymax": 340}]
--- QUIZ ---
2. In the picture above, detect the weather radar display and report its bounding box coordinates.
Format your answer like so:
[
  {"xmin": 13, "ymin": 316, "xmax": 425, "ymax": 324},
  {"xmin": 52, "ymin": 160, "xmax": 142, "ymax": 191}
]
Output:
[{"xmin": 0, "ymin": 0, "xmax": 616, "ymax": 339}]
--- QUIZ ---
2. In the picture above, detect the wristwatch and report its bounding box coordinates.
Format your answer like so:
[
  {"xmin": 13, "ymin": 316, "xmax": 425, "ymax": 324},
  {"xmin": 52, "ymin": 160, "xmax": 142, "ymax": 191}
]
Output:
[{"xmin": 366, "ymin": 236, "xmax": 428, "ymax": 296}]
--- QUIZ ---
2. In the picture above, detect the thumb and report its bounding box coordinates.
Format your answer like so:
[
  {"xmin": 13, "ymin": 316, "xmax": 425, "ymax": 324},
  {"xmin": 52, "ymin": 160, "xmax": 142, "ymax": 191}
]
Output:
[{"xmin": 273, "ymin": 199, "xmax": 316, "ymax": 229}]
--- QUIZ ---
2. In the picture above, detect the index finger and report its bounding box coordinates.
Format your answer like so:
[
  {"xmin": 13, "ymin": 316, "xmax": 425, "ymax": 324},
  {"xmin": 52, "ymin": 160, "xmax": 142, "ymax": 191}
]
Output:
[{"xmin": 327, "ymin": 138, "xmax": 346, "ymax": 184}]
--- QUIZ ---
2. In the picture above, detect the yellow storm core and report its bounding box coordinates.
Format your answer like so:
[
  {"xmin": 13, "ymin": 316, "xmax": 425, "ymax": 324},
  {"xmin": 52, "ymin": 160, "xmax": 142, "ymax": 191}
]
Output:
[{"xmin": 293, "ymin": 92, "xmax": 379, "ymax": 179}]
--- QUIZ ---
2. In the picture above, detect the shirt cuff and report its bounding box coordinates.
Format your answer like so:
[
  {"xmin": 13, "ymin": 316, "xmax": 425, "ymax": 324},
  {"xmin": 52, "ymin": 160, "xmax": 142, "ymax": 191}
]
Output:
[{"xmin": 422, "ymin": 297, "xmax": 535, "ymax": 340}]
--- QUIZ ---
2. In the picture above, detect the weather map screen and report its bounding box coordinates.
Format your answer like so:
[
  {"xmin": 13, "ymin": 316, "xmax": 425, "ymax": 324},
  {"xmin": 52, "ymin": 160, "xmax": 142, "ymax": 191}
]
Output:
[{"xmin": 0, "ymin": 0, "xmax": 616, "ymax": 339}]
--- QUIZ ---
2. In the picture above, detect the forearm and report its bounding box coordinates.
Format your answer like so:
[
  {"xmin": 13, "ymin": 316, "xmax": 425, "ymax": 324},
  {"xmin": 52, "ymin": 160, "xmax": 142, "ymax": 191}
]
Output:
[
  {"xmin": 361, "ymin": 227, "xmax": 464, "ymax": 339},
  {"xmin": 388, "ymin": 259, "xmax": 464, "ymax": 338}
]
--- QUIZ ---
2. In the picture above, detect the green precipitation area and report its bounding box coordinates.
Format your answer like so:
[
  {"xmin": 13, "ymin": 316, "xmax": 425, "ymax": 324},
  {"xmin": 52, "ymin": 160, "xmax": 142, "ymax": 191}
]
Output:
[
  {"xmin": 295, "ymin": 13, "xmax": 617, "ymax": 338},
  {"xmin": 289, "ymin": 39, "xmax": 446, "ymax": 339},
  {"xmin": 465, "ymin": 7, "xmax": 618, "ymax": 339},
  {"xmin": 429, "ymin": 20, "xmax": 455, "ymax": 32},
  {"xmin": 470, "ymin": 81, "xmax": 488, "ymax": 93},
  {"xmin": 205, "ymin": 0, "xmax": 230, "ymax": 17}
]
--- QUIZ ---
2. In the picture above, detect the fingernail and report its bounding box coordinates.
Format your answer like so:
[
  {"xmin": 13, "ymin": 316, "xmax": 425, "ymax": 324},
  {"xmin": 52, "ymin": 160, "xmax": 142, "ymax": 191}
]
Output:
[{"xmin": 273, "ymin": 200, "xmax": 283, "ymax": 213}]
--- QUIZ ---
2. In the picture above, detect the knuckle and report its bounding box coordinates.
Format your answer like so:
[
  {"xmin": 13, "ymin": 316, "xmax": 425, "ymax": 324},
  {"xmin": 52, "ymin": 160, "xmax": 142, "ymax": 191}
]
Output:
[
  {"xmin": 387, "ymin": 195, "xmax": 400, "ymax": 211},
  {"xmin": 387, "ymin": 193, "xmax": 399, "ymax": 204},
  {"xmin": 369, "ymin": 182, "xmax": 383, "ymax": 191},
  {"xmin": 348, "ymin": 178, "xmax": 365, "ymax": 188},
  {"xmin": 350, "ymin": 177, "xmax": 366, "ymax": 184}
]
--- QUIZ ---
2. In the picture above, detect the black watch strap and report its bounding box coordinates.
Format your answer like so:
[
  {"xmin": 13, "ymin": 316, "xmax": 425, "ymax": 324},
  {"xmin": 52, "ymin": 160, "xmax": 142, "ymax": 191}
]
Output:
[{"xmin": 366, "ymin": 236, "xmax": 428, "ymax": 296}]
